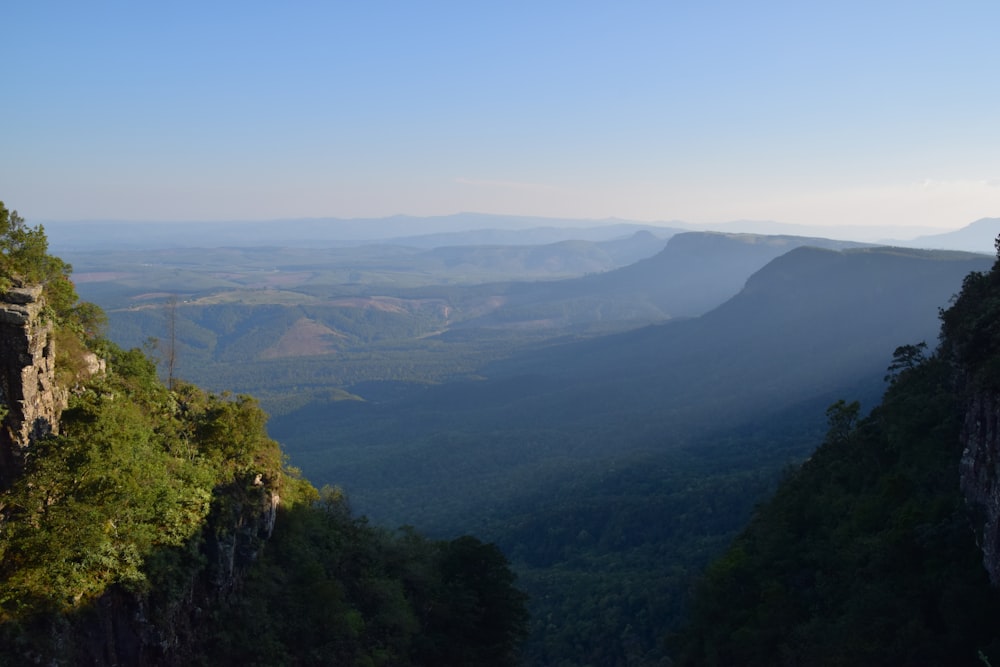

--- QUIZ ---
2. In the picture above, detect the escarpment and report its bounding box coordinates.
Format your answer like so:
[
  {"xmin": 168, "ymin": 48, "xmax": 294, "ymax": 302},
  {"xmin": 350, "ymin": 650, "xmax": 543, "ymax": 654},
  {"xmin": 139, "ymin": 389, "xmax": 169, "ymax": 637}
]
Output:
[{"xmin": 940, "ymin": 245, "xmax": 1000, "ymax": 587}]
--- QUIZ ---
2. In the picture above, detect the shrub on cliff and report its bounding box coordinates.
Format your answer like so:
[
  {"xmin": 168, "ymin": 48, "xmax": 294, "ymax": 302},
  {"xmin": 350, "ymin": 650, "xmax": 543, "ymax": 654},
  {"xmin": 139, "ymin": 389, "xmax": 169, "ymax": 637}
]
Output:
[{"xmin": 0, "ymin": 201, "xmax": 77, "ymax": 319}]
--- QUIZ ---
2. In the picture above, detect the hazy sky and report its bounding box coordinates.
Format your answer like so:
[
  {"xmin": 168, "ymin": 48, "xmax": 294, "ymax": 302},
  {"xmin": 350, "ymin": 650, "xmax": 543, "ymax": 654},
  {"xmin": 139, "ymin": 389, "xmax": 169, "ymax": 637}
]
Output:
[{"xmin": 4, "ymin": 1, "xmax": 1000, "ymax": 229}]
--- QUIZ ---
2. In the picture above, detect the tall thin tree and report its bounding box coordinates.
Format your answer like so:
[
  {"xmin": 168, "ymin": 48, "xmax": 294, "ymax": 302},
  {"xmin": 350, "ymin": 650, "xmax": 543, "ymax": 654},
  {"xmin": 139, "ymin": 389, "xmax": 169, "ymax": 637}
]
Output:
[{"xmin": 165, "ymin": 295, "xmax": 178, "ymax": 390}]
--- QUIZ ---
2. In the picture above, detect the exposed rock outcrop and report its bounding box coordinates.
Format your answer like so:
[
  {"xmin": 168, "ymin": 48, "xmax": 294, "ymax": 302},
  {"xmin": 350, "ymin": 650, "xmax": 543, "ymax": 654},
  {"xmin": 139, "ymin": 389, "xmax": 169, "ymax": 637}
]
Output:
[
  {"xmin": 204, "ymin": 476, "xmax": 281, "ymax": 595},
  {"xmin": 961, "ymin": 389, "xmax": 1000, "ymax": 585},
  {"xmin": 64, "ymin": 478, "xmax": 282, "ymax": 666},
  {"xmin": 0, "ymin": 286, "xmax": 67, "ymax": 489}
]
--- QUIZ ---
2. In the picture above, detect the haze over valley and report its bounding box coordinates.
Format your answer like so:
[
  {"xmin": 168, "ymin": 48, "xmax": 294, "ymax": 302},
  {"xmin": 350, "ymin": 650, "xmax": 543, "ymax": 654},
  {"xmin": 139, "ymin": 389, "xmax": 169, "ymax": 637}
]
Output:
[
  {"xmin": 58, "ymin": 213, "xmax": 998, "ymax": 663},
  {"xmin": 8, "ymin": 2, "xmax": 1000, "ymax": 663}
]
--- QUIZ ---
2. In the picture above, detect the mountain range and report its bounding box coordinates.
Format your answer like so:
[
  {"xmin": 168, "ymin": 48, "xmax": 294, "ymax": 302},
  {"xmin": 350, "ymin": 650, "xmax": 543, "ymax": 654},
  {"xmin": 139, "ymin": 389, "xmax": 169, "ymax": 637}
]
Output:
[{"xmin": 44, "ymin": 212, "xmax": 999, "ymax": 253}]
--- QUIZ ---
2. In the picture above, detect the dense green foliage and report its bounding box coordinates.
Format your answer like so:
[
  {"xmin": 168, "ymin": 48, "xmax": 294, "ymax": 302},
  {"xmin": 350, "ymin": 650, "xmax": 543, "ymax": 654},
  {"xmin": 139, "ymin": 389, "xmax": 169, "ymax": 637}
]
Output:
[
  {"xmin": 0, "ymin": 201, "xmax": 79, "ymax": 320},
  {"xmin": 0, "ymin": 340, "xmax": 290, "ymax": 618},
  {"xmin": 208, "ymin": 489, "xmax": 527, "ymax": 666},
  {"xmin": 496, "ymin": 445, "xmax": 794, "ymax": 667},
  {"xmin": 231, "ymin": 244, "xmax": 987, "ymax": 666},
  {"xmin": 672, "ymin": 249, "xmax": 1000, "ymax": 665},
  {"xmin": 0, "ymin": 347, "xmax": 528, "ymax": 664},
  {"xmin": 0, "ymin": 208, "xmax": 528, "ymax": 665},
  {"xmin": 0, "ymin": 202, "xmax": 106, "ymax": 388},
  {"xmin": 48, "ymin": 214, "xmax": 1000, "ymax": 665},
  {"xmin": 939, "ymin": 237, "xmax": 1000, "ymax": 391}
]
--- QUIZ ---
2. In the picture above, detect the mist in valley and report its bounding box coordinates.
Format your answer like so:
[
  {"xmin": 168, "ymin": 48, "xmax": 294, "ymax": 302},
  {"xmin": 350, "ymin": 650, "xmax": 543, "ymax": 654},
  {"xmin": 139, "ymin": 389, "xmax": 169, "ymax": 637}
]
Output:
[{"xmin": 60, "ymin": 216, "xmax": 997, "ymax": 663}]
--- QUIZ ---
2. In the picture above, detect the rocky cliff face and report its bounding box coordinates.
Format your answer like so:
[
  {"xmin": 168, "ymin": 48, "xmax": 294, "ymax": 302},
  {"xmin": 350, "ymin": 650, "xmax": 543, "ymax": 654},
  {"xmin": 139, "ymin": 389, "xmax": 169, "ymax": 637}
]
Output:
[
  {"xmin": 66, "ymin": 479, "xmax": 282, "ymax": 666},
  {"xmin": 961, "ymin": 389, "xmax": 1000, "ymax": 585},
  {"xmin": 204, "ymin": 475, "xmax": 280, "ymax": 594},
  {"xmin": 0, "ymin": 285, "xmax": 67, "ymax": 489}
]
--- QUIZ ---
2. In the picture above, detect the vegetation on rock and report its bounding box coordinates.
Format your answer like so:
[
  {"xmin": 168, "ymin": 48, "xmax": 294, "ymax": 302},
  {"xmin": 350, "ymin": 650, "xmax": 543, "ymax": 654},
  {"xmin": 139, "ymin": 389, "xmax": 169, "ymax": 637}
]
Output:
[
  {"xmin": 0, "ymin": 204, "xmax": 528, "ymax": 665},
  {"xmin": 0, "ymin": 201, "xmax": 79, "ymax": 321}
]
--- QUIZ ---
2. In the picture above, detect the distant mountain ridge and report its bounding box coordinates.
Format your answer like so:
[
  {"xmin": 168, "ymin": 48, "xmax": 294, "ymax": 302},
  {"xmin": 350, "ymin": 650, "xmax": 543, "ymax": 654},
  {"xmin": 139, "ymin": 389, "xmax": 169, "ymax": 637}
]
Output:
[
  {"xmin": 904, "ymin": 217, "xmax": 1000, "ymax": 253},
  {"xmin": 672, "ymin": 246, "xmax": 1000, "ymax": 667},
  {"xmin": 271, "ymin": 245, "xmax": 992, "ymax": 530},
  {"xmin": 690, "ymin": 219, "xmax": 951, "ymax": 244},
  {"xmin": 483, "ymin": 246, "xmax": 989, "ymax": 421},
  {"xmin": 44, "ymin": 210, "xmax": 1000, "ymax": 254},
  {"xmin": 443, "ymin": 232, "xmax": 872, "ymax": 332},
  {"xmin": 43, "ymin": 213, "xmax": 682, "ymax": 251},
  {"xmin": 415, "ymin": 230, "xmax": 668, "ymax": 278},
  {"xmin": 83, "ymin": 231, "xmax": 871, "ymax": 374}
]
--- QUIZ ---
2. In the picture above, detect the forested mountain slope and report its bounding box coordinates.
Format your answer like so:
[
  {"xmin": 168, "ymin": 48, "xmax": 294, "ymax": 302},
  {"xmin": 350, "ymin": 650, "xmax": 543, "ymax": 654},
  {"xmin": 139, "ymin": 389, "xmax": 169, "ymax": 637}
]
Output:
[
  {"xmin": 273, "ymin": 245, "xmax": 990, "ymax": 529},
  {"xmin": 455, "ymin": 231, "xmax": 868, "ymax": 329},
  {"xmin": 0, "ymin": 205, "xmax": 529, "ymax": 665},
  {"xmin": 262, "ymin": 244, "xmax": 991, "ymax": 665},
  {"xmin": 672, "ymin": 246, "xmax": 1000, "ymax": 665},
  {"xmin": 44, "ymin": 213, "xmax": 996, "ymax": 666}
]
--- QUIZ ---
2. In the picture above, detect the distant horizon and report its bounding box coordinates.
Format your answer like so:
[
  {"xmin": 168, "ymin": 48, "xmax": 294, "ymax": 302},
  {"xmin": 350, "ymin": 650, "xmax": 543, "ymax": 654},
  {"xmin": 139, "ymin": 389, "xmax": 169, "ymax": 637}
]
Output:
[
  {"xmin": 17, "ymin": 208, "xmax": 996, "ymax": 236},
  {"xmin": 25, "ymin": 209, "xmax": 984, "ymax": 233},
  {"xmin": 35, "ymin": 210, "xmax": 1000, "ymax": 253},
  {"xmin": 6, "ymin": 3, "xmax": 1000, "ymax": 233}
]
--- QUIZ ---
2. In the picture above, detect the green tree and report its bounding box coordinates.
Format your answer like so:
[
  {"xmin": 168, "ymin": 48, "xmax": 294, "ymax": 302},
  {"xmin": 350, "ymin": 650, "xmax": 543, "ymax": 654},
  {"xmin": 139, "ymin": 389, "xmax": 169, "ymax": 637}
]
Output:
[
  {"xmin": 0, "ymin": 201, "xmax": 76, "ymax": 317},
  {"xmin": 672, "ymin": 351, "xmax": 1000, "ymax": 665},
  {"xmin": 824, "ymin": 398, "xmax": 860, "ymax": 444},
  {"xmin": 421, "ymin": 536, "xmax": 529, "ymax": 666},
  {"xmin": 939, "ymin": 234, "xmax": 1000, "ymax": 390},
  {"xmin": 884, "ymin": 342, "xmax": 928, "ymax": 383}
]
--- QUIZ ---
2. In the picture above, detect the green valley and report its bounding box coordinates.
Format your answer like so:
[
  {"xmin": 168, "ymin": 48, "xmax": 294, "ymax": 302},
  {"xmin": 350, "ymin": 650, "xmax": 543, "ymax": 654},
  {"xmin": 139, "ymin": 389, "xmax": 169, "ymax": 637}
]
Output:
[{"xmin": 57, "ymin": 215, "xmax": 999, "ymax": 665}]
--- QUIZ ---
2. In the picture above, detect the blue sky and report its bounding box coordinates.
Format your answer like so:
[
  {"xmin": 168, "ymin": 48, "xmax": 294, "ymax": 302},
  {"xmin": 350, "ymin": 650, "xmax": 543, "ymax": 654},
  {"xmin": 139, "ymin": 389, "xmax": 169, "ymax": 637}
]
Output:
[{"xmin": 4, "ymin": 1, "xmax": 1000, "ymax": 229}]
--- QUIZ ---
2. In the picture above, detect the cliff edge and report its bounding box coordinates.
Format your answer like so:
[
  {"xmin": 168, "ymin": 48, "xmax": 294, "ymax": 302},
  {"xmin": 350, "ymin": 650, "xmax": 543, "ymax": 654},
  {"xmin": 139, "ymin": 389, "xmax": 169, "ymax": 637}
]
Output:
[
  {"xmin": 941, "ymin": 239, "xmax": 1000, "ymax": 586},
  {"xmin": 0, "ymin": 285, "xmax": 66, "ymax": 489},
  {"xmin": 960, "ymin": 390, "xmax": 1000, "ymax": 584}
]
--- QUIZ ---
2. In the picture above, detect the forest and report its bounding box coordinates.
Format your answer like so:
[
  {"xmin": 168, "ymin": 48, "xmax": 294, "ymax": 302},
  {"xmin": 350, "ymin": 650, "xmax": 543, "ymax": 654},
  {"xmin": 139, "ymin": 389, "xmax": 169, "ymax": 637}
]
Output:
[
  {"xmin": 0, "ymin": 202, "xmax": 528, "ymax": 666},
  {"xmin": 672, "ymin": 246, "xmax": 1000, "ymax": 665},
  {"xmin": 5, "ymin": 200, "xmax": 1000, "ymax": 665}
]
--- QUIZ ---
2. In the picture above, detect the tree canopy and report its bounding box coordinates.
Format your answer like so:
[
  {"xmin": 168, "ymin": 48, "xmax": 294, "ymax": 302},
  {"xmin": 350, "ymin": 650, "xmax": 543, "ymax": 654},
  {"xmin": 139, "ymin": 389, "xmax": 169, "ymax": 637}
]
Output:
[
  {"xmin": 671, "ymin": 238, "xmax": 1000, "ymax": 666},
  {"xmin": 0, "ymin": 200, "xmax": 77, "ymax": 320}
]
